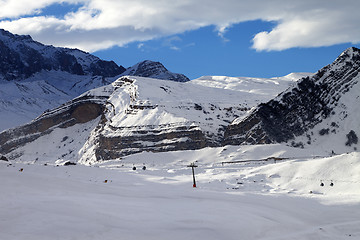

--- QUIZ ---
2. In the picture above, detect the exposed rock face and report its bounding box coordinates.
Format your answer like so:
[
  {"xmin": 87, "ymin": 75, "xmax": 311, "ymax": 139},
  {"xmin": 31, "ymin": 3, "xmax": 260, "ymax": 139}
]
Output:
[
  {"xmin": 0, "ymin": 96, "xmax": 105, "ymax": 155},
  {"xmin": 121, "ymin": 60, "xmax": 190, "ymax": 82},
  {"xmin": 94, "ymin": 123, "xmax": 207, "ymax": 160},
  {"xmin": 224, "ymin": 47, "xmax": 360, "ymax": 146},
  {"xmin": 0, "ymin": 29, "xmax": 125, "ymax": 81}
]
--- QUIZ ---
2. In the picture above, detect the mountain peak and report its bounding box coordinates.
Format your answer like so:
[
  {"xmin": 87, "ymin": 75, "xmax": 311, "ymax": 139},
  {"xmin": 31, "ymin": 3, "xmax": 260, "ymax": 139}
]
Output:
[
  {"xmin": 0, "ymin": 29, "xmax": 33, "ymax": 41},
  {"xmin": 334, "ymin": 47, "xmax": 360, "ymax": 65},
  {"xmin": 122, "ymin": 60, "xmax": 190, "ymax": 82}
]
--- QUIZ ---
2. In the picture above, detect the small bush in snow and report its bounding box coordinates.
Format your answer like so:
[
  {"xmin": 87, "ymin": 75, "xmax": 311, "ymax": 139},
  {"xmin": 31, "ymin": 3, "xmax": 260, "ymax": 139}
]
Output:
[
  {"xmin": 346, "ymin": 130, "xmax": 358, "ymax": 146},
  {"xmin": 319, "ymin": 128, "xmax": 329, "ymax": 136}
]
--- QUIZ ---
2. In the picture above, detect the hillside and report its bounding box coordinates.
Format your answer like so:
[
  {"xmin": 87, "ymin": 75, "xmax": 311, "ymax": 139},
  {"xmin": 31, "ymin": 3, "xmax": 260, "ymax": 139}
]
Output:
[{"xmin": 224, "ymin": 47, "xmax": 360, "ymax": 155}]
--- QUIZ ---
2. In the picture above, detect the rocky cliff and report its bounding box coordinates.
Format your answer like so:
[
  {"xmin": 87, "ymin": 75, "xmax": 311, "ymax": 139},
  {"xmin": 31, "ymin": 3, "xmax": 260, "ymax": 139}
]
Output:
[{"xmin": 224, "ymin": 47, "xmax": 360, "ymax": 153}]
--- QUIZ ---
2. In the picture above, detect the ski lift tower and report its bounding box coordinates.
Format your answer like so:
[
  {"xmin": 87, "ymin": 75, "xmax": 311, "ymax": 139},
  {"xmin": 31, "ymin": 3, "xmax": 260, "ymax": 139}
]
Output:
[{"xmin": 187, "ymin": 162, "xmax": 198, "ymax": 188}]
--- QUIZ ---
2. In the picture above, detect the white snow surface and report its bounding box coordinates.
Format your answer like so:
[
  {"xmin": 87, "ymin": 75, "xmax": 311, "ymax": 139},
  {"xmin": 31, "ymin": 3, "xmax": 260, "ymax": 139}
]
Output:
[
  {"xmin": 0, "ymin": 78, "xmax": 69, "ymax": 131},
  {"xmin": 192, "ymin": 72, "xmax": 311, "ymax": 94},
  {"xmin": 1, "ymin": 144, "xmax": 360, "ymax": 240},
  {"xmin": 0, "ymin": 71, "xmax": 116, "ymax": 132}
]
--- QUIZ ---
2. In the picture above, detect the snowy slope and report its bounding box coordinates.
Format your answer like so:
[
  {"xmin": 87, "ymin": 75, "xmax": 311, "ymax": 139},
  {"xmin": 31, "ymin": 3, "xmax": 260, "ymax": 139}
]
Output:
[
  {"xmin": 0, "ymin": 79, "xmax": 69, "ymax": 130},
  {"xmin": 192, "ymin": 72, "xmax": 310, "ymax": 93},
  {"xmin": 0, "ymin": 72, "xmax": 117, "ymax": 132},
  {"xmin": 1, "ymin": 144, "xmax": 360, "ymax": 240}
]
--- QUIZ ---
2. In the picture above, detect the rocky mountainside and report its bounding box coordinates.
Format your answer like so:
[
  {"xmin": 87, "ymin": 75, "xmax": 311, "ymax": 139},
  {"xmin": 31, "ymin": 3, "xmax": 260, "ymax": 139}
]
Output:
[
  {"xmin": 0, "ymin": 74, "xmax": 298, "ymax": 163},
  {"xmin": 224, "ymin": 47, "xmax": 360, "ymax": 154},
  {"xmin": 121, "ymin": 60, "xmax": 190, "ymax": 82},
  {"xmin": 0, "ymin": 29, "xmax": 125, "ymax": 81}
]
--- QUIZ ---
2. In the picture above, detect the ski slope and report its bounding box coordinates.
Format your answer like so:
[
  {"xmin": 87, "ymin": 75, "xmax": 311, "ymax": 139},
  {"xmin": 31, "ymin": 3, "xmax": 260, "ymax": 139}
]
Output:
[{"xmin": 1, "ymin": 144, "xmax": 360, "ymax": 240}]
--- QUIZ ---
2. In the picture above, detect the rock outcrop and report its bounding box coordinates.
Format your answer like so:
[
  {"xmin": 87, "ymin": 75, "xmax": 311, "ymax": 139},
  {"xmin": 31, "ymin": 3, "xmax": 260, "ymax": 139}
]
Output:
[
  {"xmin": 224, "ymin": 47, "xmax": 360, "ymax": 150},
  {"xmin": 0, "ymin": 96, "xmax": 105, "ymax": 155},
  {"xmin": 121, "ymin": 60, "xmax": 190, "ymax": 82}
]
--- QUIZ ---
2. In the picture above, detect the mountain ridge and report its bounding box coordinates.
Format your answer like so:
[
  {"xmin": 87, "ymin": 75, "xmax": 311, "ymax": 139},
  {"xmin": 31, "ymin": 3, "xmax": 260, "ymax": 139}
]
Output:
[
  {"xmin": 120, "ymin": 60, "xmax": 190, "ymax": 82},
  {"xmin": 224, "ymin": 47, "xmax": 360, "ymax": 154},
  {"xmin": 0, "ymin": 29, "xmax": 125, "ymax": 80}
]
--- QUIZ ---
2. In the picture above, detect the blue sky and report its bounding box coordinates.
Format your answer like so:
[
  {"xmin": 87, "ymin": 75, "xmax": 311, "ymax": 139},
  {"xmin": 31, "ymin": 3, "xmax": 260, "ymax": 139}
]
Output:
[
  {"xmin": 1, "ymin": 1, "xmax": 360, "ymax": 79},
  {"xmin": 94, "ymin": 22, "xmax": 358, "ymax": 79}
]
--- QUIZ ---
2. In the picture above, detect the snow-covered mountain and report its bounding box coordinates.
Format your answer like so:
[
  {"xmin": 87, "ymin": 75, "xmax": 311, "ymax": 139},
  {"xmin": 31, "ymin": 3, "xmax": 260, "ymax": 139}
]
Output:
[
  {"xmin": 224, "ymin": 47, "xmax": 360, "ymax": 155},
  {"xmin": 120, "ymin": 60, "xmax": 190, "ymax": 82},
  {"xmin": 0, "ymin": 29, "xmax": 125, "ymax": 80},
  {"xmin": 0, "ymin": 29, "xmax": 191, "ymax": 131},
  {"xmin": 0, "ymin": 73, "xmax": 301, "ymax": 163}
]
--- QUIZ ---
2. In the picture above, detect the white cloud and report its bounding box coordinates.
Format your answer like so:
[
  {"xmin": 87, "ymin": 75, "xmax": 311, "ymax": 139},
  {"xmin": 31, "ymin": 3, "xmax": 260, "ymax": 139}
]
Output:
[
  {"xmin": 0, "ymin": 0, "xmax": 81, "ymax": 18},
  {"xmin": 162, "ymin": 36, "xmax": 182, "ymax": 51},
  {"xmin": 137, "ymin": 43, "xmax": 144, "ymax": 49},
  {"xmin": 0, "ymin": 0, "xmax": 360, "ymax": 52},
  {"xmin": 252, "ymin": 3, "xmax": 360, "ymax": 51}
]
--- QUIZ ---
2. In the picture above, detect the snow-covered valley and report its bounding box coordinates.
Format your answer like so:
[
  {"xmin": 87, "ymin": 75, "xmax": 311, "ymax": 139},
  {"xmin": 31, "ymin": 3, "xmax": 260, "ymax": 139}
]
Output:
[{"xmin": 1, "ymin": 144, "xmax": 360, "ymax": 240}]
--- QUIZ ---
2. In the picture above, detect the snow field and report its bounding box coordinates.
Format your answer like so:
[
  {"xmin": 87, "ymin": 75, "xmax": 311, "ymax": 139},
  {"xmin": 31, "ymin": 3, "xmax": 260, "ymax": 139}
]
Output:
[{"xmin": 1, "ymin": 145, "xmax": 360, "ymax": 240}]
